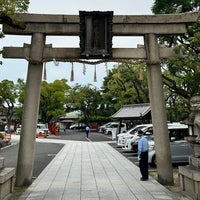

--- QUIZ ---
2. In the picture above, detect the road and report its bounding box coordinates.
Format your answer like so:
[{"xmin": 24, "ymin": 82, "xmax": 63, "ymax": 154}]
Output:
[
  {"xmin": 0, "ymin": 141, "xmax": 65, "ymax": 177},
  {"xmin": 0, "ymin": 130, "xmax": 113, "ymax": 177},
  {"xmin": 56, "ymin": 129, "xmax": 113, "ymax": 142}
]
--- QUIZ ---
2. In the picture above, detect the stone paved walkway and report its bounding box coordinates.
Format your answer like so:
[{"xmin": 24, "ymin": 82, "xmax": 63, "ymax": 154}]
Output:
[{"xmin": 19, "ymin": 141, "xmax": 177, "ymax": 200}]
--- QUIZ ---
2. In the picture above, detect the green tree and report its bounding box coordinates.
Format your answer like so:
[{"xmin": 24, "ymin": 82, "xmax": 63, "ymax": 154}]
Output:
[
  {"xmin": 0, "ymin": 0, "xmax": 29, "ymax": 14},
  {"xmin": 13, "ymin": 79, "xmax": 70, "ymax": 123},
  {"xmin": 0, "ymin": 79, "xmax": 17, "ymax": 132},
  {"xmin": 102, "ymin": 63, "xmax": 149, "ymax": 111},
  {"xmin": 0, "ymin": 0, "xmax": 29, "ymax": 64},
  {"xmin": 40, "ymin": 79, "xmax": 70, "ymax": 123},
  {"xmin": 152, "ymin": 0, "xmax": 200, "ymax": 14},
  {"xmin": 15, "ymin": 78, "xmax": 26, "ymax": 122},
  {"xmin": 0, "ymin": 0, "xmax": 29, "ymax": 31},
  {"xmin": 152, "ymin": 0, "xmax": 200, "ymax": 121},
  {"xmin": 66, "ymin": 84, "xmax": 103, "ymax": 124}
]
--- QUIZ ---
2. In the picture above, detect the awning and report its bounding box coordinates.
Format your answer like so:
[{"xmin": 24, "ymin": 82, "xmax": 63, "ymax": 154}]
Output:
[
  {"xmin": 60, "ymin": 119, "xmax": 74, "ymax": 123},
  {"xmin": 112, "ymin": 103, "xmax": 151, "ymax": 120}
]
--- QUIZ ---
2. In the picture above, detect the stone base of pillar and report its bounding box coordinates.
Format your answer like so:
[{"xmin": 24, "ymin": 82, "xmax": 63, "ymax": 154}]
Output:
[
  {"xmin": 0, "ymin": 157, "xmax": 15, "ymax": 200},
  {"xmin": 179, "ymin": 143, "xmax": 200, "ymax": 200}
]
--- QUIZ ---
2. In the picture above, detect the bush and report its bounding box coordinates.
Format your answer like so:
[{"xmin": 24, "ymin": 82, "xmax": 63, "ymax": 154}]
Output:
[
  {"xmin": 79, "ymin": 116, "xmax": 113, "ymax": 124},
  {"xmin": 0, "ymin": 133, "xmax": 4, "ymax": 140}
]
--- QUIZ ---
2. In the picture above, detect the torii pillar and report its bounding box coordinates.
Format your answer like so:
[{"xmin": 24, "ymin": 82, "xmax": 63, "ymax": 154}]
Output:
[
  {"xmin": 145, "ymin": 34, "xmax": 173, "ymax": 185},
  {"xmin": 15, "ymin": 33, "xmax": 45, "ymax": 186}
]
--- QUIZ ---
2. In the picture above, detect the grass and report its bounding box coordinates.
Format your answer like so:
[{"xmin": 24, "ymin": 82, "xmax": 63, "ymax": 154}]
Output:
[
  {"xmin": 8, "ymin": 186, "xmax": 28, "ymax": 200},
  {"xmin": 8, "ymin": 178, "xmax": 36, "ymax": 200}
]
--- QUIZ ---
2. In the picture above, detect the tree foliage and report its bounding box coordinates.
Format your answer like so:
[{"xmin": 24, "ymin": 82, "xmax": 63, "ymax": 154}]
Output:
[
  {"xmin": 40, "ymin": 79, "xmax": 70, "ymax": 123},
  {"xmin": 152, "ymin": 0, "xmax": 200, "ymax": 121},
  {"xmin": 14, "ymin": 78, "xmax": 26, "ymax": 122},
  {"xmin": 152, "ymin": 0, "xmax": 200, "ymax": 14},
  {"xmin": 66, "ymin": 84, "xmax": 104, "ymax": 123},
  {"xmin": 0, "ymin": 0, "xmax": 29, "ymax": 28},
  {"xmin": 102, "ymin": 63, "xmax": 149, "ymax": 111},
  {"xmin": 0, "ymin": 79, "xmax": 17, "ymax": 131},
  {"xmin": 0, "ymin": 0, "xmax": 29, "ymax": 64},
  {"xmin": 0, "ymin": 0, "xmax": 29, "ymax": 15},
  {"xmin": 13, "ymin": 79, "xmax": 70, "ymax": 123}
]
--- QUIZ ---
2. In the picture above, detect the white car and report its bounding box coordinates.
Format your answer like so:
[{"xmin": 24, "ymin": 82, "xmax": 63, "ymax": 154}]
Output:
[
  {"xmin": 16, "ymin": 127, "xmax": 21, "ymax": 135},
  {"xmin": 98, "ymin": 122, "xmax": 112, "ymax": 133},
  {"xmin": 117, "ymin": 124, "xmax": 151, "ymax": 146},
  {"xmin": 104, "ymin": 122, "xmax": 127, "ymax": 140},
  {"xmin": 69, "ymin": 123, "xmax": 86, "ymax": 130},
  {"xmin": 104, "ymin": 122, "xmax": 127, "ymax": 134},
  {"xmin": 122, "ymin": 124, "xmax": 153, "ymax": 150},
  {"xmin": 126, "ymin": 135, "xmax": 155, "ymax": 153},
  {"xmin": 36, "ymin": 123, "xmax": 50, "ymax": 134},
  {"xmin": 123, "ymin": 122, "xmax": 189, "ymax": 152}
]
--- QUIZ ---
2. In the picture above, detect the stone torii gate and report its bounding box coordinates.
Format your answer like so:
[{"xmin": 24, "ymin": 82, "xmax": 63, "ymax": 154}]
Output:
[{"xmin": 2, "ymin": 12, "xmax": 199, "ymax": 186}]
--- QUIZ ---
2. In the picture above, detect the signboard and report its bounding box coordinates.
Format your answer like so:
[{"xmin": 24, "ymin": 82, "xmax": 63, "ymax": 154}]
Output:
[{"xmin": 79, "ymin": 11, "xmax": 113, "ymax": 59}]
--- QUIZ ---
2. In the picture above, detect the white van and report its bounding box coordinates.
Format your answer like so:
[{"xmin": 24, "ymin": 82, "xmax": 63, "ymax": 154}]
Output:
[
  {"xmin": 104, "ymin": 122, "xmax": 127, "ymax": 140},
  {"xmin": 117, "ymin": 124, "xmax": 152, "ymax": 146},
  {"xmin": 36, "ymin": 123, "xmax": 49, "ymax": 134},
  {"xmin": 98, "ymin": 122, "xmax": 112, "ymax": 133}
]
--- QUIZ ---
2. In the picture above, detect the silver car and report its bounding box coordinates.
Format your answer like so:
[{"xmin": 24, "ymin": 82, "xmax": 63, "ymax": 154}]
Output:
[{"xmin": 148, "ymin": 139, "xmax": 193, "ymax": 167}]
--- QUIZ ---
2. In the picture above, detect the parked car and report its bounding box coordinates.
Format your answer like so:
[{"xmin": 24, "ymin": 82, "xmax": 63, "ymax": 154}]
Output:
[
  {"xmin": 131, "ymin": 134, "xmax": 193, "ymax": 166},
  {"xmin": 130, "ymin": 135, "xmax": 156, "ymax": 153},
  {"xmin": 148, "ymin": 139, "xmax": 193, "ymax": 167},
  {"xmin": 122, "ymin": 124, "xmax": 154, "ymax": 151},
  {"xmin": 69, "ymin": 123, "xmax": 86, "ymax": 130},
  {"xmin": 0, "ymin": 138, "xmax": 11, "ymax": 148},
  {"xmin": 4, "ymin": 125, "xmax": 14, "ymax": 133},
  {"xmin": 16, "ymin": 125, "xmax": 21, "ymax": 135},
  {"xmin": 104, "ymin": 122, "xmax": 127, "ymax": 135},
  {"xmin": 129, "ymin": 123, "xmax": 192, "ymax": 166},
  {"xmin": 16, "ymin": 127, "xmax": 21, "ymax": 135},
  {"xmin": 98, "ymin": 122, "xmax": 112, "ymax": 133},
  {"xmin": 117, "ymin": 124, "xmax": 152, "ymax": 147},
  {"xmin": 104, "ymin": 122, "xmax": 127, "ymax": 140},
  {"xmin": 36, "ymin": 132, "xmax": 49, "ymax": 138},
  {"xmin": 36, "ymin": 123, "xmax": 49, "ymax": 138},
  {"xmin": 0, "ymin": 133, "xmax": 11, "ymax": 148},
  {"xmin": 122, "ymin": 122, "xmax": 189, "ymax": 151},
  {"xmin": 121, "ymin": 124, "xmax": 153, "ymax": 148}
]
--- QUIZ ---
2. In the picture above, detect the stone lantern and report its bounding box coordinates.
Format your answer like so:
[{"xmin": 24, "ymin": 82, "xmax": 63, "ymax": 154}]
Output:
[{"xmin": 179, "ymin": 96, "xmax": 200, "ymax": 199}]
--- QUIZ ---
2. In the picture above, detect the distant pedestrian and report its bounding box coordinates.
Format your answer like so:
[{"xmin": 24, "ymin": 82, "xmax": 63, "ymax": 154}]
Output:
[
  {"xmin": 138, "ymin": 130, "xmax": 149, "ymax": 181},
  {"xmin": 85, "ymin": 126, "xmax": 90, "ymax": 138}
]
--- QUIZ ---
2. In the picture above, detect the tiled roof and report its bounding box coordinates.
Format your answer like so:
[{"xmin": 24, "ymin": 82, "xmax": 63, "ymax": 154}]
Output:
[
  {"xmin": 112, "ymin": 103, "xmax": 151, "ymax": 119},
  {"xmin": 60, "ymin": 110, "xmax": 81, "ymax": 119}
]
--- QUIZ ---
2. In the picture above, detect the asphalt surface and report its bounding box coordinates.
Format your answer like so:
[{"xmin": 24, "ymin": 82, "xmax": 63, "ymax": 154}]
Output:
[
  {"xmin": 53, "ymin": 129, "xmax": 113, "ymax": 142},
  {"xmin": 0, "ymin": 130, "xmax": 113, "ymax": 177},
  {"xmin": 0, "ymin": 141, "xmax": 64, "ymax": 177}
]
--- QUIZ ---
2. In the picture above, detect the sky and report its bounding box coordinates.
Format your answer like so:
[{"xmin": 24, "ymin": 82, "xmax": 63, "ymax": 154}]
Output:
[{"xmin": 0, "ymin": 0, "xmax": 154, "ymax": 88}]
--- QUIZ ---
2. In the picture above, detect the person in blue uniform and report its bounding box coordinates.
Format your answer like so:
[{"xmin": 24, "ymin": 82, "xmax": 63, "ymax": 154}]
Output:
[
  {"xmin": 138, "ymin": 130, "xmax": 149, "ymax": 181},
  {"xmin": 85, "ymin": 125, "xmax": 90, "ymax": 138}
]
